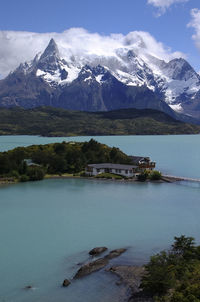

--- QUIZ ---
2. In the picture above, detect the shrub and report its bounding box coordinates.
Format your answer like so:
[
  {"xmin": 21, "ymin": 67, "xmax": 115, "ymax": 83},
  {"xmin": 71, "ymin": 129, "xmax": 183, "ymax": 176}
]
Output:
[
  {"xmin": 79, "ymin": 171, "xmax": 87, "ymax": 177},
  {"xmin": 19, "ymin": 175, "xmax": 30, "ymax": 182},
  {"xmin": 9, "ymin": 170, "xmax": 19, "ymax": 178},
  {"xmin": 137, "ymin": 171, "xmax": 148, "ymax": 181},
  {"xmin": 149, "ymin": 170, "xmax": 162, "ymax": 180},
  {"xmin": 27, "ymin": 166, "xmax": 45, "ymax": 181}
]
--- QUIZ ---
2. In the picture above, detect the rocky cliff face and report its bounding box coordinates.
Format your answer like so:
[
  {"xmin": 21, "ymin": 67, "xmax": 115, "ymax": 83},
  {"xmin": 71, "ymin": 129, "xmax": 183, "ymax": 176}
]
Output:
[{"xmin": 0, "ymin": 38, "xmax": 200, "ymax": 119}]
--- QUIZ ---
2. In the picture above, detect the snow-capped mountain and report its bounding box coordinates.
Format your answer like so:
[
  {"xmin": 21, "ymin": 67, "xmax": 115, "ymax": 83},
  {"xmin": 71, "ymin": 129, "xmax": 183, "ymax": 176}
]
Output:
[{"xmin": 0, "ymin": 38, "xmax": 200, "ymax": 120}]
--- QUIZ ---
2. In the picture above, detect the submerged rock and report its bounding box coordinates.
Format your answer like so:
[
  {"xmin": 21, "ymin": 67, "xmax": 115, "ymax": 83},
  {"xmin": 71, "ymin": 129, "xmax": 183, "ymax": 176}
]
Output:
[
  {"xmin": 89, "ymin": 247, "xmax": 108, "ymax": 256},
  {"xmin": 62, "ymin": 279, "xmax": 71, "ymax": 287},
  {"xmin": 74, "ymin": 258, "xmax": 109, "ymax": 279},
  {"xmin": 74, "ymin": 247, "xmax": 127, "ymax": 279},
  {"xmin": 24, "ymin": 285, "xmax": 33, "ymax": 290},
  {"xmin": 105, "ymin": 248, "xmax": 127, "ymax": 259}
]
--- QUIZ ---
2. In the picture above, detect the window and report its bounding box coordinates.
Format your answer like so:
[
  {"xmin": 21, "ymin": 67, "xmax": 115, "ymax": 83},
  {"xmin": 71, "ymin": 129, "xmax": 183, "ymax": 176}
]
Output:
[{"xmin": 125, "ymin": 170, "xmax": 128, "ymax": 174}]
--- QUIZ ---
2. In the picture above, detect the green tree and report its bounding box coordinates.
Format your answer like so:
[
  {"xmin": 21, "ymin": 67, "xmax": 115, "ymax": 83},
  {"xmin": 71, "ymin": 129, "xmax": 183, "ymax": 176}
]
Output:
[
  {"xmin": 27, "ymin": 166, "xmax": 45, "ymax": 181},
  {"xmin": 137, "ymin": 171, "xmax": 148, "ymax": 181},
  {"xmin": 141, "ymin": 251, "xmax": 176, "ymax": 296},
  {"xmin": 172, "ymin": 235, "xmax": 195, "ymax": 259},
  {"xmin": 141, "ymin": 236, "xmax": 200, "ymax": 301},
  {"xmin": 149, "ymin": 170, "xmax": 162, "ymax": 180}
]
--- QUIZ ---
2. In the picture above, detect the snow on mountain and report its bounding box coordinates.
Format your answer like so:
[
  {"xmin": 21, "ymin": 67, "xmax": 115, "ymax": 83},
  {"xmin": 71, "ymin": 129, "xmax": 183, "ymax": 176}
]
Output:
[{"xmin": 8, "ymin": 38, "xmax": 200, "ymax": 117}]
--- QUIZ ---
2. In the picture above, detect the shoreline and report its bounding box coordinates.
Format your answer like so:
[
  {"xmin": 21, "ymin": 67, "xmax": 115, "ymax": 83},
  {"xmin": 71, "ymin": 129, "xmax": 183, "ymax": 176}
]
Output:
[
  {"xmin": 0, "ymin": 174, "xmax": 182, "ymax": 186},
  {"xmin": 1, "ymin": 133, "xmax": 200, "ymax": 137},
  {"xmin": 107, "ymin": 265, "xmax": 153, "ymax": 302},
  {"xmin": 45, "ymin": 174, "xmax": 183, "ymax": 183}
]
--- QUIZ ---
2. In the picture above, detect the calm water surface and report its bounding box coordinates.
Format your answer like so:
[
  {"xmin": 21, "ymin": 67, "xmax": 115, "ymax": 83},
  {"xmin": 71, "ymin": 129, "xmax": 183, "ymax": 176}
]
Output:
[{"xmin": 0, "ymin": 135, "xmax": 200, "ymax": 302}]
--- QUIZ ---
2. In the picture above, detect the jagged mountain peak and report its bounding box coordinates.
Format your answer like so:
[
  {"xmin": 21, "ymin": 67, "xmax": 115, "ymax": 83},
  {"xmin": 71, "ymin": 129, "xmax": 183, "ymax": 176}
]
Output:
[
  {"xmin": 165, "ymin": 57, "xmax": 198, "ymax": 81},
  {"xmin": 81, "ymin": 64, "xmax": 107, "ymax": 75},
  {"xmin": 33, "ymin": 38, "xmax": 72, "ymax": 86},
  {"xmin": 77, "ymin": 64, "xmax": 110, "ymax": 85},
  {"xmin": 33, "ymin": 38, "xmax": 61, "ymax": 78},
  {"xmin": 39, "ymin": 38, "xmax": 59, "ymax": 61}
]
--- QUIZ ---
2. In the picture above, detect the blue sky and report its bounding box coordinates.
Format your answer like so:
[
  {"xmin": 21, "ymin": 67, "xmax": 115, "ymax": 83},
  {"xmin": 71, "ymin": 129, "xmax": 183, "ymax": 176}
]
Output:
[{"xmin": 0, "ymin": 0, "xmax": 200, "ymax": 73}]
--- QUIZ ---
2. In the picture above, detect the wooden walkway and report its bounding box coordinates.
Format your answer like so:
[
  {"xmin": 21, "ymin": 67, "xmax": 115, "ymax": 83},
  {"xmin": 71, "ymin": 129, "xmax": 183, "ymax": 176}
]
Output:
[{"xmin": 162, "ymin": 174, "xmax": 200, "ymax": 183}]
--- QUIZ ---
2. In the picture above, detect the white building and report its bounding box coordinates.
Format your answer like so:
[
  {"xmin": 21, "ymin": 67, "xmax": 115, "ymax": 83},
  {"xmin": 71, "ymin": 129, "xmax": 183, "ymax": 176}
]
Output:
[{"xmin": 85, "ymin": 163, "xmax": 138, "ymax": 178}]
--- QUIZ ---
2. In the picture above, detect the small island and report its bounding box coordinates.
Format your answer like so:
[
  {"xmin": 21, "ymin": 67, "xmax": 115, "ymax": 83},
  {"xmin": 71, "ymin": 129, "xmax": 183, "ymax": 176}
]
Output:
[{"xmin": 0, "ymin": 139, "xmax": 162, "ymax": 184}]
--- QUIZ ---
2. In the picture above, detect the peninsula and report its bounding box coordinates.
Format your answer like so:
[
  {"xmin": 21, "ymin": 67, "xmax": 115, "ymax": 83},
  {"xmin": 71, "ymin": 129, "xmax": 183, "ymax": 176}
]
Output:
[{"xmin": 0, "ymin": 139, "xmax": 161, "ymax": 184}]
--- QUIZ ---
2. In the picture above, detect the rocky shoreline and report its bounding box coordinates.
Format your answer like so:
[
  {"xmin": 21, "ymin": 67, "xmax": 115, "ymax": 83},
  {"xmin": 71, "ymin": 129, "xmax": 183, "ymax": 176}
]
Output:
[
  {"xmin": 23, "ymin": 246, "xmax": 154, "ymax": 301},
  {"xmin": 107, "ymin": 266, "xmax": 153, "ymax": 302},
  {"xmin": 60, "ymin": 246, "xmax": 153, "ymax": 302},
  {"xmin": 0, "ymin": 177, "xmax": 16, "ymax": 185}
]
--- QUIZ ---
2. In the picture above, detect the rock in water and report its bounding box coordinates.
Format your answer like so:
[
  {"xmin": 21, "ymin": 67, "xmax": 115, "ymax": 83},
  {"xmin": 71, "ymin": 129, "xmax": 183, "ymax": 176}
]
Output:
[
  {"xmin": 74, "ymin": 247, "xmax": 127, "ymax": 279},
  {"xmin": 89, "ymin": 247, "xmax": 108, "ymax": 256},
  {"xmin": 24, "ymin": 285, "xmax": 33, "ymax": 289},
  {"xmin": 105, "ymin": 248, "xmax": 127, "ymax": 259},
  {"xmin": 62, "ymin": 279, "xmax": 71, "ymax": 287},
  {"xmin": 74, "ymin": 258, "xmax": 109, "ymax": 279}
]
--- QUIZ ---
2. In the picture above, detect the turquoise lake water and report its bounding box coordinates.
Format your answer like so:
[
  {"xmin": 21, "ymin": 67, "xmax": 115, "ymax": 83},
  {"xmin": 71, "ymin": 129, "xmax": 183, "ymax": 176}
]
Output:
[{"xmin": 0, "ymin": 135, "xmax": 200, "ymax": 302}]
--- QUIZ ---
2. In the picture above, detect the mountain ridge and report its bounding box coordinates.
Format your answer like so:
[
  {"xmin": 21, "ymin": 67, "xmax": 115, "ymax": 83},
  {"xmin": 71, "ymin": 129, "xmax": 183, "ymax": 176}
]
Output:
[{"xmin": 0, "ymin": 38, "xmax": 200, "ymax": 120}]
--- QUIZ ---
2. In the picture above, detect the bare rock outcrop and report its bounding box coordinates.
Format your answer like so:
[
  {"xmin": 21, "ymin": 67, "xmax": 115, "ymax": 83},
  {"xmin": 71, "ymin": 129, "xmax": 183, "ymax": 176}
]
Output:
[
  {"xmin": 107, "ymin": 265, "xmax": 154, "ymax": 302},
  {"xmin": 105, "ymin": 248, "xmax": 127, "ymax": 260},
  {"xmin": 74, "ymin": 258, "xmax": 109, "ymax": 279},
  {"xmin": 62, "ymin": 279, "xmax": 71, "ymax": 287},
  {"xmin": 89, "ymin": 247, "xmax": 108, "ymax": 256}
]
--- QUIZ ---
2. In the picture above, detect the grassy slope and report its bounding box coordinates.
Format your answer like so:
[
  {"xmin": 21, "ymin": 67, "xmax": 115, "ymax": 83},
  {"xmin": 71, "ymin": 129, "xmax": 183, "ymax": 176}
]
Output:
[{"xmin": 0, "ymin": 106, "xmax": 199, "ymax": 136}]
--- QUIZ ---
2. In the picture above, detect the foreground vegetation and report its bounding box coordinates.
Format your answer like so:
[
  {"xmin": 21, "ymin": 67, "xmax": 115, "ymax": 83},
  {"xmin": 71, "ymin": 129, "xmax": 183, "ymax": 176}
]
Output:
[
  {"xmin": 137, "ymin": 170, "xmax": 162, "ymax": 181},
  {"xmin": 141, "ymin": 236, "xmax": 200, "ymax": 302},
  {"xmin": 0, "ymin": 139, "xmax": 132, "ymax": 182},
  {"xmin": 0, "ymin": 106, "xmax": 199, "ymax": 136}
]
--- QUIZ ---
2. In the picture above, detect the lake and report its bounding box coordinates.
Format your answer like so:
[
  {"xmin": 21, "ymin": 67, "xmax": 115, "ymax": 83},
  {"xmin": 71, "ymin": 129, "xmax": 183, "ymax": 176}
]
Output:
[{"xmin": 0, "ymin": 135, "xmax": 200, "ymax": 302}]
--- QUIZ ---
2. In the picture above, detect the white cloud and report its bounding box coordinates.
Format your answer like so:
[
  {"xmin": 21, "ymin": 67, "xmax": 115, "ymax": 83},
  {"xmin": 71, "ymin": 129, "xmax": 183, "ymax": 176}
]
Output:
[
  {"xmin": 0, "ymin": 28, "xmax": 185, "ymax": 78},
  {"xmin": 147, "ymin": 0, "xmax": 189, "ymax": 15},
  {"xmin": 188, "ymin": 8, "xmax": 200, "ymax": 52}
]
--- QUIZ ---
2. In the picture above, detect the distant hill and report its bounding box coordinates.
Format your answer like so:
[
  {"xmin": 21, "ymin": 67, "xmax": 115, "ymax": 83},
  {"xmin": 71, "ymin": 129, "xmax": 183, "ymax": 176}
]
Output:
[{"xmin": 0, "ymin": 106, "xmax": 199, "ymax": 136}]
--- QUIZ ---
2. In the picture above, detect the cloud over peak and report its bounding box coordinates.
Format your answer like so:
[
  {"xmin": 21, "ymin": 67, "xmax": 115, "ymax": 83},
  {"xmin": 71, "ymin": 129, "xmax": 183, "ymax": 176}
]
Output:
[
  {"xmin": 147, "ymin": 0, "xmax": 189, "ymax": 15},
  {"xmin": 188, "ymin": 8, "xmax": 200, "ymax": 52},
  {"xmin": 0, "ymin": 28, "xmax": 185, "ymax": 78}
]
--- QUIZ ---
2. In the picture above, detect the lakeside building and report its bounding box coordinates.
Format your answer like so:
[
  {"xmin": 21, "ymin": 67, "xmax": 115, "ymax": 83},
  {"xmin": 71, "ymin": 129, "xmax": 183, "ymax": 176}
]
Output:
[
  {"xmin": 85, "ymin": 157, "xmax": 156, "ymax": 178},
  {"xmin": 24, "ymin": 159, "xmax": 41, "ymax": 167},
  {"xmin": 129, "ymin": 156, "xmax": 156, "ymax": 171}
]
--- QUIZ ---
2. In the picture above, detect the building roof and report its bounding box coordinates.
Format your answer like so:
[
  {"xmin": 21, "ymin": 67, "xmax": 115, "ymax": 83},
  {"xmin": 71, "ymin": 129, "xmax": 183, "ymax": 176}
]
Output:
[
  {"xmin": 24, "ymin": 159, "xmax": 41, "ymax": 167},
  {"xmin": 129, "ymin": 156, "xmax": 150, "ymax": 165},
  {"xmin": 87, "ymin": 163, "xmax": 137, "ymax": 169}
]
